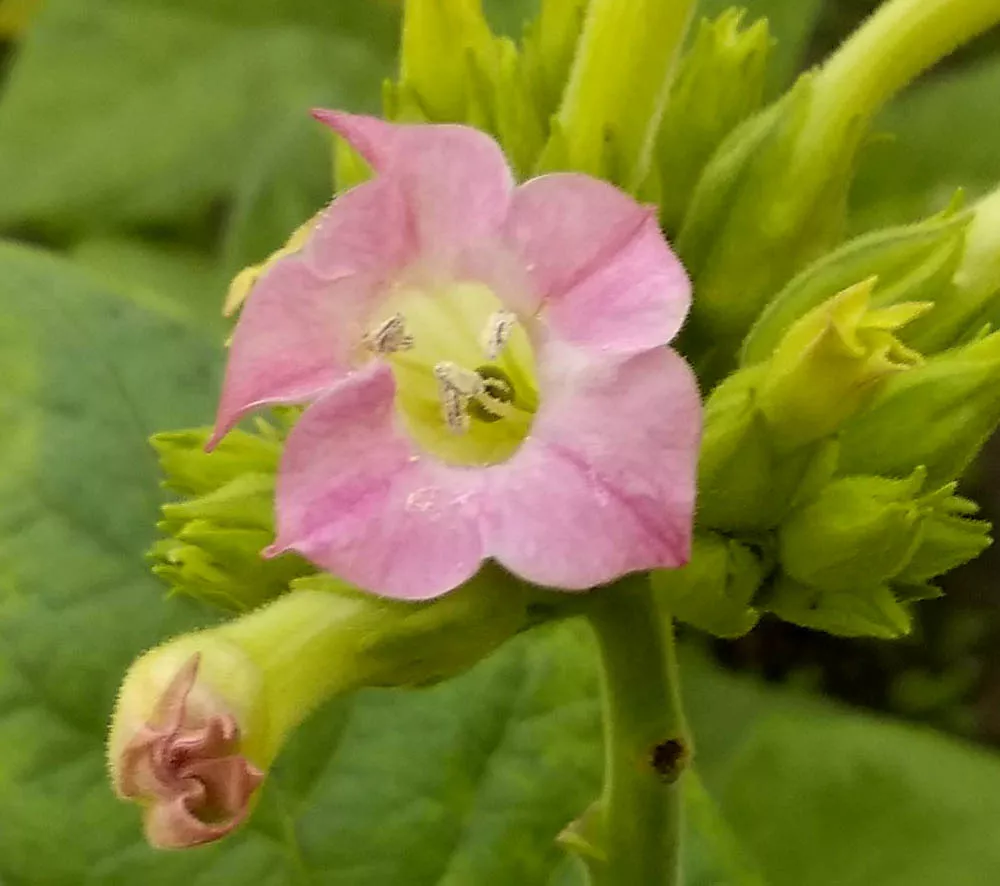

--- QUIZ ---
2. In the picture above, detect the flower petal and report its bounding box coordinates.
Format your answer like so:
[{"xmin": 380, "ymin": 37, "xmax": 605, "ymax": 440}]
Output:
[
  {"xmin": 269, "ymin": 366, "xmax": 485, "ymax": 600},
  {"xmin": 210, "ymin": 259, "xmax": 380, "ymax": 447},
  {"xmin": 313, "ymin": 110, "xmax": 514, "ymax": 266},
  {"xmin": 504, "ymin": 173, "xmax": 690, "ymax": 353},
  {"xmin": 303, "ymin": 176, "xmax": 414, "ymax": 280},
  {"xmin": 482, "ymin": 345, "xmax": 701, "ymax": 589}
]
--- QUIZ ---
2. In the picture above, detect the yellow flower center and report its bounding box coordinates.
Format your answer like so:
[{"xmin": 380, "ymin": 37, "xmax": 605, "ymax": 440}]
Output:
[{"xmin": 366, "ymin": 281, "xmax": 539, "ymax": 466}]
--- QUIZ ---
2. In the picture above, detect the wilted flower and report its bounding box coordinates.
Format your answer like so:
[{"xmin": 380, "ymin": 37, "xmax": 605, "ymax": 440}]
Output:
[
  {"xmin": 109, "ymin": 577, "xmax": 531, "ymax": 847},
  {"xmin": 108, "ymin": 645, "xmax": 267, "ymax": 849},
  {"xmin": 212, "ymin": 111, "xmax": 700, "ymax": 599}
]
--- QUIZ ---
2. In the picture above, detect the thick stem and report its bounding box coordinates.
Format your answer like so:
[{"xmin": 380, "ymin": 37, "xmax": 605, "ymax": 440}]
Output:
[
  {"xmin": 802, "ymin": 0, "xmax": 1000, "ymax": 157},
  {"xmin": 584, "ymin": 576, "xmax": 690, "ymax": 886}
]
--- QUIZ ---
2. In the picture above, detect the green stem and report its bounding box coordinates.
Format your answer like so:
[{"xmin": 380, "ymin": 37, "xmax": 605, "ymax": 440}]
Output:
[
  {"xmin": 583, "ymin": 575, "xmax": 690, "ymax": 886},
  {"xmin": 802, "ymin": 0, "xmax": 1000, "ymax": 157}
]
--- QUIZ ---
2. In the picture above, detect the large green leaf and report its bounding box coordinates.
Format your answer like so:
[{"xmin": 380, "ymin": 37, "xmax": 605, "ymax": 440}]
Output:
[
  {"xmin": 0, "ymin": 0, "xmax": 397, "ymax": 236},
  {"xmin": 684, "ymin": 656, "xmax": 1000, "ymax": 886}
]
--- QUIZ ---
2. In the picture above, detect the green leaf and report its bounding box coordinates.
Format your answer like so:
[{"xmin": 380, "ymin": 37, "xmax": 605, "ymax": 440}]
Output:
[
  {"xmin": 71, "ymin": 236, "xmax": 228, "ymax": 337},
  {"xmin": 852, "ymin": 56, "xmax": 1000, "ymax": 231},
  {"xmin": 0, "ymin": 0, "xmax": 396, "ymax": 235},
  {"xmin": 710, "ymin": 699, "xmax": 1000, "ymax": 886}
]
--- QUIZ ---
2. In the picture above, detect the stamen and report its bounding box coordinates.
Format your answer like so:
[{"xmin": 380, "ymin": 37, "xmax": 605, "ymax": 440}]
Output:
[
  {"xmin": 434, "ymin": 362, "xmax": 485, "ymax": 397},
  {"xmin": 365, "ymin": 313, "xmax": 414, "ymax": 356},
  {"xmin": 480, "ymin": 310, "xmax": 519, "ymax": 361},
  {"xmin": 434, "ymin": 362, "xmax": 484, "ymax": 433}
]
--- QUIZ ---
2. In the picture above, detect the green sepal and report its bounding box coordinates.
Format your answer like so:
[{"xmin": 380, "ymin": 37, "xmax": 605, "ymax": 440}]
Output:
[
  {"xmin": 651, "ymin": 8, "xmax": 771, "ymax": 234},
  {"xmin": 151, "ymin": 425, "xmax": 280, "ymax": 496},
  {"xmin": 742, "ymin": 200, "xmax": 972, "ymax": 366},
  {"xmin": 766, "ymin": 575, "xmax": 912, "ymax": 640},
  {"xmin": 838, "ymin": 328, "xmax": 1000, "ymax": 484},
  {"xmin": 895, "ymin": 496, "xmax": 992, "ymax": 585},
  {"xmin": 651, "ymin": 532, "xmax": 763, "ymax": 638}
]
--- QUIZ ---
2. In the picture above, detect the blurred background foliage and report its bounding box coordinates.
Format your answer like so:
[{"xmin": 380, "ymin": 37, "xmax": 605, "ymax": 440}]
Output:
[{"xmin": 1, "ymin": 1, "xmax": 1000, "ymax": 884}]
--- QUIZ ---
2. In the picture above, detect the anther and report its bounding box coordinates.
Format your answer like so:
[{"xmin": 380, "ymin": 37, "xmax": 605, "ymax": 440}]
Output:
[
  {"xmin": 480, "ymin": 310, "xmax": 519, "ymax": 361},
  {"xmin": 434, "ymin": 362, "xmax": 484, "ymax": 433},
  {"xmin": 365, "ymin": 313, "xmax": 414, "ymax": 355}
]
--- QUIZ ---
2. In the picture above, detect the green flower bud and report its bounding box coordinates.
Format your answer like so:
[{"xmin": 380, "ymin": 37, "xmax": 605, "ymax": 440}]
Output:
[
  {"xmin": 838, "ymin": 329, "xmax": 1000, "ymax": 484},
  {"xmin": 697, "ymin": 366, "xmax": 838, "ymax": 532},
  {"xmin": 767, "ymin": 575, "xmax": 911, "ymax": 640},
  {"xmin": 539, "ymin": 0, "xmax": 696, "ymax": 187},
  {"xmin": 150, "ymin": 425, "xmax": 310, "ymax": 611},
  {"xmin": 892, "ymin": 187, "xmax": 1000, "ymax": 354},
  {"xmin": 756, "ymin": 280, "xmax": 929, "ymax": 449},
  {"xmin": 110, "ymin": 568, "xmax": 530, "ymax": 847},
  {"xmin": 395, "ymin": 0, "xmax": 498, "ymax": 124},
  {"xmin": 944, "ymin": 186, "xmax": 1000, "ymax": 343},
  {"xmin": 778, "ymin": 471, "xmax": 929, "ymax": 594},
  {"xmin": 651, "ymin": 9, "xmax": 771, "ymax": 234},
  {"xmin": 742, "ymin": 201, "xmax": 971, "ymax": 366},
  {"xmin": 650, "ymin": 531, "xmax": 763, "ymax": 638},
  {"xmin": 678, "ymin": 0, "xmax": 1000, "ymax": 353},
  {"xmin": 776, "ymin": 471, "xmax": 991, "ymax": 630}
]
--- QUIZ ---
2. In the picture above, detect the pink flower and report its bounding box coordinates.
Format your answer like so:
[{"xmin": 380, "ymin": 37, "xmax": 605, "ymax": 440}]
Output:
[{"xmin": 211, "ymin": 111, "xmax": 700, "ymax": 600}]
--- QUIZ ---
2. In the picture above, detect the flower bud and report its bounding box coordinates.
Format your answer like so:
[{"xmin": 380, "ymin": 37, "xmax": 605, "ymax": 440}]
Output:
[
  {"xmin": 394, "ymin": 0, "xmax": 497, "ymax": 125},
  {"xmin": 110, "ymin": 568, "xmax": 530, "ymax": 848},
  {"xmin": 895, "ymin": 492, "xmax": 991, "ymax": 585},
  {"xmin": 778, "ymin": 471, "xmax": 929, "ymax": 594},
  {"xmin": 539, "ymin": 0, "xmax": 696, "ymax": 187},
  {"xmin": 150, "ymin": 427, "xmax": 309, "ymax": 611},
  {"xmin": 838, "ymin": 328, "xmax": 1000, "ymax": 484},
  {"xmin": 651, "ymin": 9, "xmax": 771, "ymax": 234},
  {"xmin": 742, "ymin": 201, "xmax": 971, "ymax": 366},
  {"xmin": 697, "ymin": 366, "xmax": 838, "ymax": 532},
  {"xmin": 679, "ymin": 0, "xmax": 1000, "ymax": 351},
  {"xmin": 773, "ymin": 470, "xmax": 991, "ymax": 638},
  {"xmin": 650, "ymin": 531, "xmax": 763, "ymax": 638},
  {"xmin": 756, "ymin": 280, "xmax": 929, "ymax": 449},
  {"xmin": 935, "ymin": 185, "xmax": 1000, "ymax": 347}
]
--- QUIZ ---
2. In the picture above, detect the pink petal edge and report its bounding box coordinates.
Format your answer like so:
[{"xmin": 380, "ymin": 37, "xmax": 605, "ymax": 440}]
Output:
[
  {"xmin": 504, "ymin": 173, "xmax": 690, "ymax": 353},
  {"xmin": 313, "ymin": 109, "xmax": 515, "ymax": 268}
]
